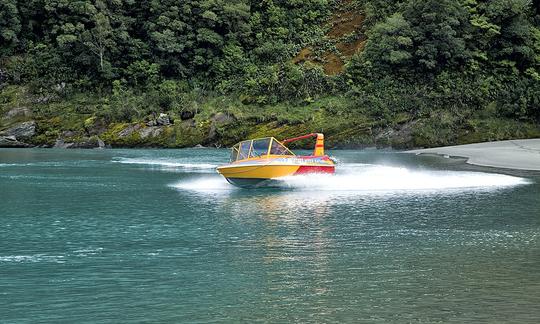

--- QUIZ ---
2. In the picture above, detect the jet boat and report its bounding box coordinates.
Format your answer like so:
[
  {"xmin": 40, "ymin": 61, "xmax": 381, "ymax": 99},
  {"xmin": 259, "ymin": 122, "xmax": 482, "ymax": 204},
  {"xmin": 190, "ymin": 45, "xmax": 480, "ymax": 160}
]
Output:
[{"xmin": 217, "ymin": 133, "xmax": 335, "ymax": 187}]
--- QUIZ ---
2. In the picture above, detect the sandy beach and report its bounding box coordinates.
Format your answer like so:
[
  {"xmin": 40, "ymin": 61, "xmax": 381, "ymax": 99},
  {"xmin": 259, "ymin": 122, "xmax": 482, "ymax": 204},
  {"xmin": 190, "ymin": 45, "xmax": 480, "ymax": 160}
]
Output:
[{"xmin": 408, "ymin": 139, "xmax": 540, "ymax": 171}]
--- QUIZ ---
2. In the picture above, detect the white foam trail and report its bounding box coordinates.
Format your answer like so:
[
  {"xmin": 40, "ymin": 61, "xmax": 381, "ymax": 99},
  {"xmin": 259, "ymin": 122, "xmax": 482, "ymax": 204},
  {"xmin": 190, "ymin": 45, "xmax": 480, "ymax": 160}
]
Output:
[
  {"xmin": 172, "ymin": 178, "xmax": 234, "ymax": 191},
  {"xmin": 276, "ymin": 166, "xmax": 528, "ymax": 191},
  {"xmin": 114, "ymin": 158, "xmax": 217, "ymax": 170},
  {"xmin": 172, "ymin": 165, "xmax": 529, "ymax": 193},
  {"xmin": 0, "ymin": 254, "xmax": 65, "ymax": 263},
  {"xmin": 1, "ymin": 161, "xmax": 101, "ymax": 167}
]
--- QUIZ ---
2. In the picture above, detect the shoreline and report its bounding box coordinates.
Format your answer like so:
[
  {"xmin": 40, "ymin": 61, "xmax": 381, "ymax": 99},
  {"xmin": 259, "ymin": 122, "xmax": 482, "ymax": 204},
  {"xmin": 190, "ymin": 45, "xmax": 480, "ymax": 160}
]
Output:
[
  {"xmin": 2, "ymin": 138, "xmax": 540, "ymax": 172},
  {"xmin": 407, "ymin": 139, "xmax": 540, "ymax": 171}
]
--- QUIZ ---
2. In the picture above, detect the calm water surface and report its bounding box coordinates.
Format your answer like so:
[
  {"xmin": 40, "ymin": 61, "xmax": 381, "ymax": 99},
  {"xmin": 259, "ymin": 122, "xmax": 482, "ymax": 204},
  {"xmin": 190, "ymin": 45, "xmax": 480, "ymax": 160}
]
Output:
[{"xmin": 1, "ymin": 148, "xmax": 539, "ymax": 323}]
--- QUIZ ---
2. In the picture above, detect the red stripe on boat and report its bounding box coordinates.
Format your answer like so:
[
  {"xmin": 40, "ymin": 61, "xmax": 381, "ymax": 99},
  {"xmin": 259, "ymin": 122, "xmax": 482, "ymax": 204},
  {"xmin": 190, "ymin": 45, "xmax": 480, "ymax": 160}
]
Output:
[{"xmin": 294, "ymin": 165, "xmax": 335, "ymax": 175}]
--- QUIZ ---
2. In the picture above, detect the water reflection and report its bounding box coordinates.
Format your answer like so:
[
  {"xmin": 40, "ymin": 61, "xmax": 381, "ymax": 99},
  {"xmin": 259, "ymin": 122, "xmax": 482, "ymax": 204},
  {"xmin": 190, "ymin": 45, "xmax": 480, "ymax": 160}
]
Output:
[{"xmin": 205, "ymin": 189, "xmax": 336, "ymax": 308}]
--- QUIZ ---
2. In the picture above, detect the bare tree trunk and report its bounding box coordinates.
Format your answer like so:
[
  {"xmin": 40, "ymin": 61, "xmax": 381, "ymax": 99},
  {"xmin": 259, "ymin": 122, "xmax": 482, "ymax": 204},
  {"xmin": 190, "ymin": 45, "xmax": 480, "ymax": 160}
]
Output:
[{"xmin": 99, "ymin": 50, "xmax": 104, "ymax": 71}]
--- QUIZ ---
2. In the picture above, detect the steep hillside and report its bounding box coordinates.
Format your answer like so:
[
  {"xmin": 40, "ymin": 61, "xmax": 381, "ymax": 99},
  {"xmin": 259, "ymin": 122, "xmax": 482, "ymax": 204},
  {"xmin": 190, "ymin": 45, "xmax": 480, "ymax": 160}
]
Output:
[
  {"xmin": 293, "ymin": 1, "xmax": 366, "ymax": 75},
  {"xmin": 0, "ymin": 0, "xmax": 539, "ymax": 149}
]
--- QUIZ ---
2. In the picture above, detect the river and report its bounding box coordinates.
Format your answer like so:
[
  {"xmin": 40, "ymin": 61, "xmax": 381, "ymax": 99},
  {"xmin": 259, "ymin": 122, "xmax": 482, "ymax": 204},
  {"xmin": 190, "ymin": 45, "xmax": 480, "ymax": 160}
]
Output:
[{"xmin": 1, "ymin": 148, "xmax": 539, "ymax": 322}]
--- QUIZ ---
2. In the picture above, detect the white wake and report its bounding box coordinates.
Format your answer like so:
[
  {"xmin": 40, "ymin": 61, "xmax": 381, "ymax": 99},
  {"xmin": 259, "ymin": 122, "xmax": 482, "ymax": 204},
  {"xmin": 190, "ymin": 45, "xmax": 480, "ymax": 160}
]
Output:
[
  {"xmin": 276, "ymin": 165, "xmax": 528, "ymax": 191},
  {"xmin": 114, "ymin": 157, "xmax": 217, "ymax": 172},
  {"xmin": 171, "ymin": 164, "xmax": 529, "ymax": 193}
]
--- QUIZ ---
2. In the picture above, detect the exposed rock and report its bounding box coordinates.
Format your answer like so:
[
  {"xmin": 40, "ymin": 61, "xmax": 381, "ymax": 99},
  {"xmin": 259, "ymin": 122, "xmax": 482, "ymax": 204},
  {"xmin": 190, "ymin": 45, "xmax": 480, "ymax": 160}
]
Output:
[
  {"xmin": 71, "ymin": 137, "xmax": 104, "ymax": 149},
  {"xmin": 0, "ymin": 121, "xmax": 36, "ymax": 140},
  {"xmin": 156, "ymin": 113, "xmax": 171, "ymax": 126},
  {"xmin": 208, "ymin": 127, "xmax": 217, "ymax": 140},
  {"xmin": 139, "ymin": 126, "xmax": 163, "ymax": 139},
  {"xmin": 0, "ymin": 136, "xmax": 33, "ymax": 148},
  {"xmin": 211, "ymin": 112, "xmax": 234, "ymax": 124},
  {"xmin": 54, "ymin": 139, "xmax": 75, "ymax": 149},
  {"xmin": 374, "ymin": 120, "xmax": 418, "ymax": 148},
  {"xmin": 118, "ymin": 124, "xmax": 142, "ymax": 137},
  {"xmin": 61, "ymin": 130, "xmax": 78, "ymax": 138},
  {"xmin": 33, "ymin": 94, "xmax": 57, "ymax": 104},
  {"xmin": 145, "ymin": 113, "xmax": 172, "ymax": 127},
  {"xmin": 54, "ymin": 82, "xmax": 66, "ymax": 94},
  {"xmin": 84, "ymin": 117, "xmax": 108, "ymax": 136},
  {"xmin": 374, "ymin": 128, "xmax": 394, "ymax": 141},
  {"xmin": 180, "ymin": 110, "xmax": 195, "ymax": 120},
  {"xmin": 208, "ymin": 112, "xmax": 235, "ymax": 140},
  {"xmin": 54, "ymin": 136, "xmax": 105, "ymax": 149},
  {"xmin": 193, "ymin": 144, "xmax": 205, "ymax": 148},
  {"xmin": 97, "ymin": 138, "xmax": 105, "ymax": 149},
  {"xmin": 2, "ymin": 107, "xmax": 32, "ymax": 120}
]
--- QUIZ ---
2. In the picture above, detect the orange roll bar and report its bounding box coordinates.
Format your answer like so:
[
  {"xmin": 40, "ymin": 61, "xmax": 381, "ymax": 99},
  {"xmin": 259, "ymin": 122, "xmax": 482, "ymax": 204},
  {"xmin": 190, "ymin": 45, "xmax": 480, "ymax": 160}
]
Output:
[{"xmin": 282, "ymin": 133, "xmax": 325, "ymax": 156}]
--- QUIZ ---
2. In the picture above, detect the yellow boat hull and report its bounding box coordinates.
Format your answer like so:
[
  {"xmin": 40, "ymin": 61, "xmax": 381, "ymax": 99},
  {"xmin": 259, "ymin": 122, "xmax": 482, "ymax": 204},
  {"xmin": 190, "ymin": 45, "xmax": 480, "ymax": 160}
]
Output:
[
  {"xmin": 217, "ymin": 164, "xmax": 300, "ymax": 179},
  {"xmin": 217, "ymin": 156, "xmax": 335, "ymax": 187}
]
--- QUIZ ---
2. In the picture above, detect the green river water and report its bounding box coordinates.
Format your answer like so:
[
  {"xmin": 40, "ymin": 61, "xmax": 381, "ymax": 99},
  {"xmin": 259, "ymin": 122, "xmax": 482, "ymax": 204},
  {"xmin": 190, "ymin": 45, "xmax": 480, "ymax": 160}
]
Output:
[{"xmin": 1, "ymin": 148, "xmax": 539, "ymax": 323}]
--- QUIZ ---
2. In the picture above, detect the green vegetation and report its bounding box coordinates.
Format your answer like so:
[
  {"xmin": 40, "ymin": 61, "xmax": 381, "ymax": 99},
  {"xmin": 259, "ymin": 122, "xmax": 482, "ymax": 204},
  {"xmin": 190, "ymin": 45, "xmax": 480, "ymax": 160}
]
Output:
[{"xmin": 1, "ymin": 0, "xmax": 539, "ymax": 148}]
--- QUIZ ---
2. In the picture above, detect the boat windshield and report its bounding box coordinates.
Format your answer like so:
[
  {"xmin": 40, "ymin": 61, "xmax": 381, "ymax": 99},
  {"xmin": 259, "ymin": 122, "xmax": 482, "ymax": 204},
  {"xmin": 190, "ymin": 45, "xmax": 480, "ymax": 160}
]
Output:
[
  {"xmin": 270, "ymin": 139, "xmax": 293, "ymax": 156},
  {"xmin": 249, "ymin": 138, "xmax": 271, "ymax": 158},
  {"xmin": 230, "ymin": 137, "xmax": 294, "ymax": 162},
  {"xmin": 230, "ymin": 144, "xmax": 240, "ymax": 162},
  {"xmin": 238, "ymin": 141, "xmax": 251, "ymax": 160}
]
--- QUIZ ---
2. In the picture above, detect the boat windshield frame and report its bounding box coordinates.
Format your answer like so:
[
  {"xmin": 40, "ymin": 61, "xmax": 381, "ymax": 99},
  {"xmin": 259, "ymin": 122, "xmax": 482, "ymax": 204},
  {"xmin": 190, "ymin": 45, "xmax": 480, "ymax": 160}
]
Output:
[{"xmin": 229, "ymin": 137, "xmax": 295, "ymax": 162}]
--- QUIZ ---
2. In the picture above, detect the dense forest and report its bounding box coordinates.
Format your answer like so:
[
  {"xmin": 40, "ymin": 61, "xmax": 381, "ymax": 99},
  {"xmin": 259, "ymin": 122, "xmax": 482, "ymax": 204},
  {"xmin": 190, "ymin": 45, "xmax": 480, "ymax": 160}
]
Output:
[{"xmin": 0, "ymin": 0, "xmax": 539, "ymax": 148}]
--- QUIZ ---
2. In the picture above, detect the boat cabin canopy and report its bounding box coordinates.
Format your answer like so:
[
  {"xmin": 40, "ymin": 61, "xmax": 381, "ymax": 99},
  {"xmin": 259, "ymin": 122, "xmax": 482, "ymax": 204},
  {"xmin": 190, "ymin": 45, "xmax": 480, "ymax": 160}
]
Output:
[{"xmin": 230, "ymin": 137, "xmax": 295, "ymax": 162}]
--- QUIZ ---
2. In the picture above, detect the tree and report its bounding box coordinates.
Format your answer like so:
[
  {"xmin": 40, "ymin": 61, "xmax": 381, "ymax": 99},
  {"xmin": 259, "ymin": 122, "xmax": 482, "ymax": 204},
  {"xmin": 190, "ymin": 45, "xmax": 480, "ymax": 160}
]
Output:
[
  {"xmin": 402, "ymin": 0, "xmax": 471, "ymax": 72},
  {"xmin": 355, "ymin": 0, "xmax": 471, "ymax": 76},
  {"xmin": 83, "ymin": 11, "xmax": 114, "ymax": 73},
  {"xmin": 0, "ymin": 0, "xmax": 21, "ymax": 54},
  {"xmin": 482, "ymin": 0, "xmax": 539, "ymax": 71},
  {"xmin": 357, "ymin": 13, "xmax": 415, "ymax": 72}
]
